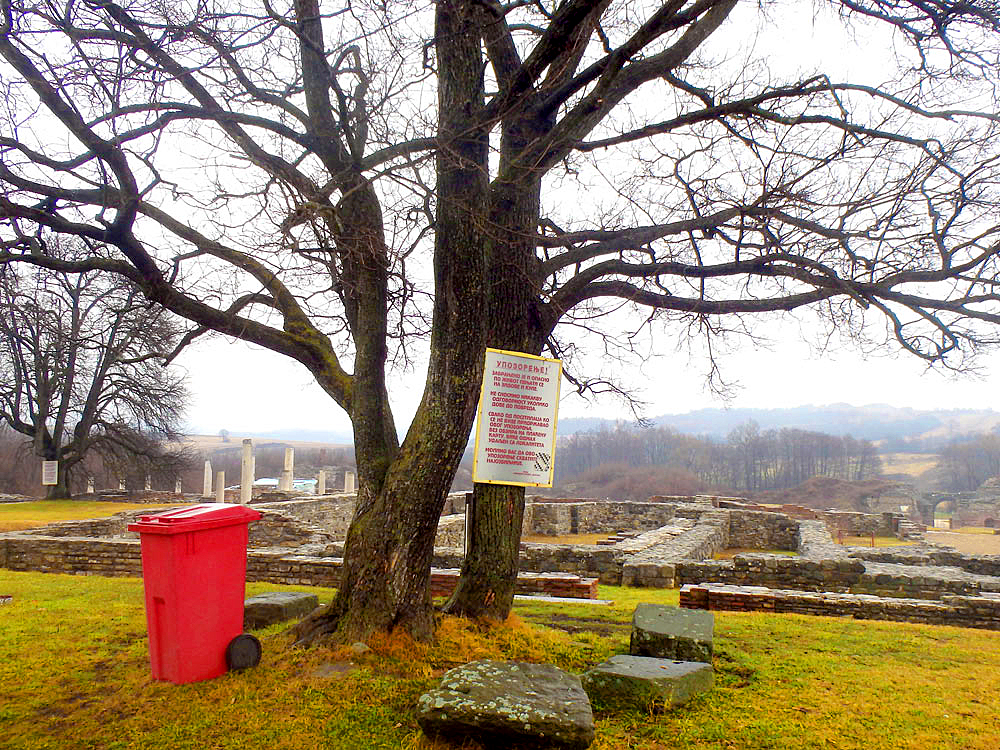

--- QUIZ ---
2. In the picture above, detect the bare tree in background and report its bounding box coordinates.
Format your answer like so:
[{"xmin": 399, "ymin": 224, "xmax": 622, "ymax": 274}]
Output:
[
  {"xmin": 0, "ymin": 241, "xmax": 190, "ymax": 498},
  {"xmin": 1, "ymin": 0, "xmax": 1000, "ymax": 640}
]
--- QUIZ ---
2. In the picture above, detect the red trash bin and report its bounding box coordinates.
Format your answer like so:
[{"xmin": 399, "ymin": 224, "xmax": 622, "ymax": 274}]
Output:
[{"xmin": 128, "ymin": 503, "xmax": 261, "ymax": 684}]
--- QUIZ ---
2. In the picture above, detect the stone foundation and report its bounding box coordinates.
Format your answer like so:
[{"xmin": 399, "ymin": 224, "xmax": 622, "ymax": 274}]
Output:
[
  {"xmin": 5, "ymin": 495, "xmax": 1000, "ymax": 628},
  {"xmin": 680, "ymin": 583, "xmax": 1000, "ymax": 630}
]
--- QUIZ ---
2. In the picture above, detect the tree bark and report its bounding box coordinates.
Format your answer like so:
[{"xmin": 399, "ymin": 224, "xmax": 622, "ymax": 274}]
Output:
[
  {"xmin": 291, "ymin": 0, "xmax": 489, "ymax": 644},
  {"xmin": 443, "ymin": 111, "xmax": 551, "ymax": 618}
]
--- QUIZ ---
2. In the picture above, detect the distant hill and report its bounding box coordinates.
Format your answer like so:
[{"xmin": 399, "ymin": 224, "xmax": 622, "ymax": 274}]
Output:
[{"xmin": 558, "ymin": 404, "xmax": 1000, "ymax": 444}]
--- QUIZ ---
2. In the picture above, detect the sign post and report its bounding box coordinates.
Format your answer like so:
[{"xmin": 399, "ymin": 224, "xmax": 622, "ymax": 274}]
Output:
[
  {"xmin": 41, "ymin": 460, "xmax": 58, "ymax": 487},
  {"xmin": 472, "ymin": 348, "xmax": 562, "ymax": 487}
]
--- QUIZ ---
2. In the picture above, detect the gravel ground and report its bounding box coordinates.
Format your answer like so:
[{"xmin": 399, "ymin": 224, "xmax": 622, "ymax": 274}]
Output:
[{"xmin": 926, "ymin": 530, "xmax": 1000, "ymax": 556}]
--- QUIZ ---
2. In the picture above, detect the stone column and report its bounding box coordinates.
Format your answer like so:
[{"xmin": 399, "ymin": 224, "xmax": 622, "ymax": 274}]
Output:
[
  {"xmin": 216, "ymin": 471, "xmax": 226, "ymax": 503},
  {"xmin": 175, "ymin": 479, "xmax": 183, "ymax": 495},
  {"xmin": 203, "ymin": 460, "xmax": 213, "ymax": 497},
  {"xmin": 317, "ymin": 470, "xmax": 326, "ymax": 496},
  {"xmin": 86, "ymin": 478, "xmax": 95, "ymax": 495},
  {"xmin": 279, "ymin": 447, "xmax": 294, "ymax": 491},
  {"xmin": 240, "ymin": 439, "xmax": 254, "ymax": 504},
  {"xmin": 344, "ymin": 470, "xmax": 356, "ymax": 494}
]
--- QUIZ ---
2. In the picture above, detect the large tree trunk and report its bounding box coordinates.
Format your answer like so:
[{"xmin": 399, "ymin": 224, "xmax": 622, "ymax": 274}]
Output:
[
  {"xmin": 444, "ymin": 483, "xmax": 526, "ymax": 619},
  {"xmin": 292, "ymin": 0, "xmax": 488, "ymax": 645},
  {"xmin": 443, "ymin": 116, "xmax": 550, "ymax": 618}
]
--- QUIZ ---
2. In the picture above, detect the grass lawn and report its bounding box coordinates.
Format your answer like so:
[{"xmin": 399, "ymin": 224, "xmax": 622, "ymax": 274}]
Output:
[
  {"xmin": 2, "ymin": 571, "xmax": 999, "ymax": 749},
  {"xmin": 0, "ymin": 501, "xmax": 184, "ymax": 532}
]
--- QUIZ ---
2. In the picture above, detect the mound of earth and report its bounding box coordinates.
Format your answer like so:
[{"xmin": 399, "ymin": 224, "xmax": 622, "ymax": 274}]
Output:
[{"xmin": 751, "ymin": 477, "xmax": 905, "ymax": 512}]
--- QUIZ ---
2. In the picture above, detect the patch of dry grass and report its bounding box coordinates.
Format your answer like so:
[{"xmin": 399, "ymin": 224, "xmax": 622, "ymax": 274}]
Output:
[
  {"xmin": 522, "ymin": 532, "xmax": 612, "ymax": 545},
  {"xmin": 880, "ymin": 452, "xmax": 940, "ymax": 477},
  {"xmin": 835, "ymin": 535, "xmax": 916, "ymax": 547}
]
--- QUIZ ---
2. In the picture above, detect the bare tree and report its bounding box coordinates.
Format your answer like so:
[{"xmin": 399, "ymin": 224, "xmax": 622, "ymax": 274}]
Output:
[
  {"xmin": 0, "ymin": 241, "xmax": 190, "ymax": 498},
  {"xmin": 1, "ymin": 0, "xmax": 1000, "ymax": 640}
]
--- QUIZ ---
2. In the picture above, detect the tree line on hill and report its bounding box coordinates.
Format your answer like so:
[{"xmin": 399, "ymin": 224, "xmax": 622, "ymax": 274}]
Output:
[{"xmin": 554, "ymin": 421, "xmax": 882, "ymax": 495}]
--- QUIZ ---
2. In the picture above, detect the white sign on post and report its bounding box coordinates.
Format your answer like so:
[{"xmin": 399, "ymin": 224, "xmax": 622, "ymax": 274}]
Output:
[
  {"xmin": 41, "ymin": 461, "xmax": 58, "ymax": 486},
  {"xmin": 472, "ymin": 348, "xmax": 562, "ymax": 487}
]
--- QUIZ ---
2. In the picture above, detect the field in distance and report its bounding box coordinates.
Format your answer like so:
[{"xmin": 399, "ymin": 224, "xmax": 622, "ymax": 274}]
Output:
[{"xmin": 880, "ymin": 452, "xmax": 940, "ymax": 478}]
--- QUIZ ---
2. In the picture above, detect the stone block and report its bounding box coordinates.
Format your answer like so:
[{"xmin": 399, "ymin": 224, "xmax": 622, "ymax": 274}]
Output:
[
  {"xmin": 417, "ymin": 660, "xmax": 594, "ymax": 749},
  {"xmin": 629, "ymin": 603, "xmax": 714, "ymax": 663},
  {"xmin": 582, "ymin": 655, "xmax": 713, "ymax": 709},
  {"xmin": 244, "ymin": 591, "xmax": 319, "ymax": 630}
]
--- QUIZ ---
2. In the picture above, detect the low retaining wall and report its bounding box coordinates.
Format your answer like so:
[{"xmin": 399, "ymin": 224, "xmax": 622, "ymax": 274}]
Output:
[
  {"xmin": 850, "ymin": 548, "xmax": 1000, "ymax": 577},
  {"xmin": 0, "ymin": 535, "xmax": 142, "ymax": 577},
  {"xmin": 0, "ymin": 535, "xmax": 597, "ymax": 599},
  {"xmin": 523, "ymin": 501, "xmax": 676, "ymax": 537},
  {"xmin": 680, "ymin": 583, "xmax": 1000, "ymax": 630}
]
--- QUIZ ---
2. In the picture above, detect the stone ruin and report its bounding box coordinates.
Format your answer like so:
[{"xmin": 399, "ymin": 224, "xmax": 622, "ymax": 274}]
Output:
[{"xmin": 4, "ymin": 490, "xmax": 1000, "ymax": 629}]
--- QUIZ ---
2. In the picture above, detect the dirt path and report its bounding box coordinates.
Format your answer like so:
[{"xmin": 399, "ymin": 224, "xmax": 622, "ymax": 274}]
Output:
[{"xmin": 925, "ymin": 530, "xmax": 1000, "ymax": 555}]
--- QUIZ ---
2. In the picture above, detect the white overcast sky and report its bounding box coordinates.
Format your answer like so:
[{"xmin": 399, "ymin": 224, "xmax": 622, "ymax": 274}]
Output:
[
  {"xmin": 180, "ymin": 323, "xmax": 1000, "ymax": 437},
  {"xmin": 176, "ymin": 3, "xmax": 999, "ymax": 437}
]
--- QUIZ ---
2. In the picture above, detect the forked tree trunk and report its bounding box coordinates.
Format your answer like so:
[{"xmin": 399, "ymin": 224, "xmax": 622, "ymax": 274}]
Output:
[
  {"xmin": 443, "ymin": 118, "xmax": 550, "ymax": 618},
  {"xmin": 292, "ymin": 0, "xmax": 489, "ymax": 645}
]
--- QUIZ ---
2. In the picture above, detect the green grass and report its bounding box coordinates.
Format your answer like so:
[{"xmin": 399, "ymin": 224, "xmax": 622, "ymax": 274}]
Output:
[
  {"xmin": 0, "ymin": 501, "xmax": 184, "ymax": 532},
  {"xmin": 2, "ymin": 571, "xmax": 1000, "ymax": 749}
]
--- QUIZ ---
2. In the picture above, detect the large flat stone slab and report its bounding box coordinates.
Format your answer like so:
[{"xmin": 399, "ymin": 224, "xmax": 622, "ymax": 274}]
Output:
[
  {"xmin": 630, "ymin": 603, "xmax": 714, "ymax": 662},
  {"xmin": 244, "ymin": 591, "xmax": 318, "ymax": 630},
  {"xmin": 582, "ymin": 655, "xmax": 714, "ymax": 709},
  {"xmin": 417, "ymin": 660, "xmax": 594, "ymax": 749}
]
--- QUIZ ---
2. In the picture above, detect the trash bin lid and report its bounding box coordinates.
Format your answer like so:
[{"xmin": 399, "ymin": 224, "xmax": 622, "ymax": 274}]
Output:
[{"xmin": 127, "ymin": 503, "xmax": 262, "ymax": 534}]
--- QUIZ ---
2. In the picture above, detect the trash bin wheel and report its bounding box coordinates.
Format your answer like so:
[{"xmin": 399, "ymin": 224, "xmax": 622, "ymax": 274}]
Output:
[{"xmin": 226, "ymin": 633, "xmax": 262, "ymax": 671}]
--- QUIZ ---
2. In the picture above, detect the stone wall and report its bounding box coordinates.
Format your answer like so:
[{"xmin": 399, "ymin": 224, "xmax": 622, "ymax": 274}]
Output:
[
  {"xmin": 524, "ymin": 501, "xmax": 676, "ymax": 536},
  {"xmin": 681, "ymin": 583, "xmax": 1000, "ymax": 631},
  {"xmin": 435, "ymin": 515, "xmax": 466, "ymax": 550},
  {"xmin": 7, "ymin": 500, "xmax": 1000, "ymax": 608},
  {"xmin": 0, "ymin": 535, "xmax": 142, "ymax": 577},
  {"xmin": 248, "ymin": 510, "xmax": 336, "ymax": 548},
  {"xmin": 518, "ymin": 544, "xmax": 621, "ymax": 583},
  {"xmin": 823, "ymin": 510, "xmax": 898, "ymax": 537},
  {"xmin": 620, "ymin": 511, "xmax": 729, "ymax": 588},
  {"xmin": 718, "ymin": 500, "xmax": 902, "ymax": 537},
  {"xmin": 849, "ymin": 547, "xmax": 1000, "ymax": 578},
  {"xmin": 15, "ymin": 514, "xmax": 133, "ymax": 538},
  {"xmin": 797, "ymin": 520, "xmax": 850, "ymax": 559},
  {"xmin": 728, "ymin": 510, "xmax": 799, "ymax": 550},
  {"xmin": 253, "ymin": 496, "xmax": 356, "ymax": 537},
  {"xmin": 675, "ymin": 555, "xmax": 866, "ymax": 593}
]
